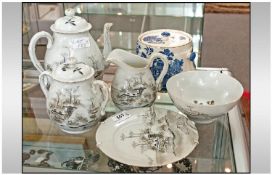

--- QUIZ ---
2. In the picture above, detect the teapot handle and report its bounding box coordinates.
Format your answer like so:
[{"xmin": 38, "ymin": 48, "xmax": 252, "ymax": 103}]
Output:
[
  {"xmin": 148, "ymin": 53, "xmax": 169, "ymax": 90},
  {"xmin": 28, "ymin": 31, "xmax": 53, "ymax": 73},
  {"xmin": 39, "ymin": 71, "xmax": 52, "ymax": 98},
  {"xmin": 93, "ymin": 80, "xmax": 109, "ymax": 116}
]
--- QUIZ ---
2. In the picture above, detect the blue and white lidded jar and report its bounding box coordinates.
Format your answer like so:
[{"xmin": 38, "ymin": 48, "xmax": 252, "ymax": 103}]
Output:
[{"xmin": 136, "ymin": 29, "xmax": 196, "ymax": 91}]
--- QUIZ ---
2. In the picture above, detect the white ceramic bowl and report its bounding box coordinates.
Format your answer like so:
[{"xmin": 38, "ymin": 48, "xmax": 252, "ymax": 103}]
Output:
[{"xmin": 166, "ymin": 71, "xmax": 244, "ymax": 123}]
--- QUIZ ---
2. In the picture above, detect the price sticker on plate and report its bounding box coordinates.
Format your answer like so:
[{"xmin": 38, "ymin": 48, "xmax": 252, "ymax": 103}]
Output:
[
  {"xmin": 112, "ymin": 112, "xmax": 131, "ymax": 123},
  {"xmin": 70, "ymin": 37, "xmax": 91, "ymax": 49}
]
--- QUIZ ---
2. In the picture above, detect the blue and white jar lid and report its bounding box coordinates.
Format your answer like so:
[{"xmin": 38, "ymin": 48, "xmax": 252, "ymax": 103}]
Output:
[{"xmin": 139, "ymin": 29, "xmax": 192, "ymax": 48}]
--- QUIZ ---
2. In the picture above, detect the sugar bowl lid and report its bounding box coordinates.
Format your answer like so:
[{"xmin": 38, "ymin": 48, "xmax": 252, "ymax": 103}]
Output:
[
  {"xmin": 138, "ymin": 29, "xmax": 192, "ymax": 48},
  {"xmin": 52, "ymin": 57, "xmax": 94, "ymax": 83},
  {"xmin": 50, "ymin": 8, "xmax": 92, "ymax": 33}
]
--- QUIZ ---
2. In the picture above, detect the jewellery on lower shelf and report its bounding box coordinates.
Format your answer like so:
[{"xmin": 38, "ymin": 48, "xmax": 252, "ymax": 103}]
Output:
[
  {"xmin": 61, "ymin": 150, "xmax": 100, "ymax": 170},
  {"xmin": 107, "ymin": 158, "xmax": 136, "ymax": 173},
  {"xmin": 173, "ymin": 158, "xmax": 192, "ymax": 173},
  {"xmin": 107, "ymin": 158, "xmax": 192, "ymax": 173},
  {"xmin": 23, "ymin": 149, "xmax": 54, "ymax": 168},
  {"xmin": 61, "ymin": 156, "xmax": 85, "ymax": 170},
  {"xmin": 23, "ymin": 147, "xmax": 99, "ymax": 171}
]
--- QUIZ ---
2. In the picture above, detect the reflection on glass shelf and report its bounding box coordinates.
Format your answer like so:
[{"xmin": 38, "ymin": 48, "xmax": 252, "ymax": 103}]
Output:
[{"xmin": 65, "ymin": 3, "xmax": 204, "ymax": 17}]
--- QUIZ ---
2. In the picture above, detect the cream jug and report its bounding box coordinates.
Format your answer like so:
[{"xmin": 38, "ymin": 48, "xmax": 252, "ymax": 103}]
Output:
[
  {"xmin": 29, "ymin": 8, "xmax": 113, "ymax": 79},
  {"xmin": 106, "ymin": 49, "xmax": 168, "ymax": 110},
  {"xmin": 39, "ymin": 57, "xmax": 109, "ymax": 134}
]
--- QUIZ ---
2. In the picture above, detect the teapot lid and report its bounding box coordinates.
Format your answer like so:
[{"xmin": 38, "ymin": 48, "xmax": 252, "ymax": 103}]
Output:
[
  {"xmin": 138, "ymin": 29, "xmax": 192, "ymax": 48},
  {"xmin": 52, "ymin": 57, "xmax": 94, "ymax": 83},
  {"xmin": 50, "ymin": 8, "xmax": 92, "ymax": 33}
]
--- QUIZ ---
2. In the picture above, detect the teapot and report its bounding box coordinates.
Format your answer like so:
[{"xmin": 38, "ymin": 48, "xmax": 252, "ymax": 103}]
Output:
[
  {"xmin": 39, "ymin": 57, "xmax": 109, "ymax": 134},
  {"xmin": 106, "ymin": 49, "xmax": 168, "ymax": 110},
  {"xmin": 136, "ymin": 29, "xmax": 196, "ymax": 91},
  {"xmin": 29, "ymin": 8, "xmax": 113, "ymax": 79}
]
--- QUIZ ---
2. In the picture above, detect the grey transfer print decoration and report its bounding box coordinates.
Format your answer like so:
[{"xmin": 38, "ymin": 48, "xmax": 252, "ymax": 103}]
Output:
[
  {"xmin": 112, "ymin": 72, "xmax": 156, "ymax": 109},
  {"xmin": 96, "ymin": 106, "xmax": 199, "ymax": 168},
  {"xmin": 65, "ymin": 17, "xmax": 76, "ymax": 26},
  {"xmin": 179, "ymin": 105, "xmax": 212, "ymax": 118},
  {"xmin": 88, "ymin": 55, "xmax": 103, "ymax": 79},
  {"xmin": 48, "ymin": 86, "xmax": 99, "ymax": 130},
  {"xmin": 120, "ymin": 107, "xmax": 198, "ymax": 156}
]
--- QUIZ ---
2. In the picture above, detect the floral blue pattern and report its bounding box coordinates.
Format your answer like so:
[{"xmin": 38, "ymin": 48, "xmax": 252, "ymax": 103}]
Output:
[
  {"xmin": 141, "ymin": 52, "xmax": 147, "ymax": 58},
  {"xmin": 189, "ymin": 52, "xmax": 196, "ymax": 62},
  {"xmin": 136, "ymin": 41, "xmax": 141, "ymax": 55},
  {"xmin": 143, "ymin": 36, "xmax": 163, "ymax": 44},
  {"xmin": 161, "ymin": 32, "xmax": 171, "ymax": 37},
  {"xmin": 144, "ymin": 47, "xmax": 154, "ymax": 55},
  {"xmin": 137, "ymin": 44, "xmax": 189, "ymax": 91},
  {"xmin": 150, "ymin": 58, "xmax": 184, "ymax": 91},
  {"xmin": 159, "ymin": 49, "xmax": 174, "ymax": 60}
]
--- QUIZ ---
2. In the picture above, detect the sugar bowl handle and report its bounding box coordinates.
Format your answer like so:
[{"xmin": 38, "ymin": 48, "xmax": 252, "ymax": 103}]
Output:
[
  {"xmin": 148, "ymin": 53, "xmax": 169, "ymax": 90},
  {"xmin": 39, "ymin": 71, "xmax": 52, "ymax": 98},
  {"xmin": 93, "ymin": 80, "xmax": 109, "ymax": 116}
]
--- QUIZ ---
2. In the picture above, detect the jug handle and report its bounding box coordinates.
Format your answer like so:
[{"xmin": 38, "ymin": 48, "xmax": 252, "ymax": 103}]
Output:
[
  {"xmin": 94, "ymin": 80, "xmax": 109, "ymax": 116},
  {"xmin": 148, "ymin": 53, "xmax": 169, "ymax": 91},
  {"xmin": 28, "ymin": 31, "xmax": 53, "ymax": 73},
  {"xmin": 39, "ymin": 71, "xmax": 52, "ymax": 98}
]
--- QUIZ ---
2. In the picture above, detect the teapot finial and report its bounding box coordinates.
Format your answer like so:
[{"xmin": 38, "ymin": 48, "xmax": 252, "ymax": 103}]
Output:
[{"xmin": 65, "ymin": 8, "xmax": 76, "ymax": 17}]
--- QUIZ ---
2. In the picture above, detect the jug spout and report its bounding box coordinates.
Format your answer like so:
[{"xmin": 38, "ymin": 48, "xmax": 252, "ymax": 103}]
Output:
[
  {"xmin": 106, "ymin": 49, "xmax": 148, "ymax": 71},
  {"xmin": 102, "ymin": 23, "xmax": 113, "ymax": 59},
  {"xmin": 106, "ymin": 49, "xmax": 131, "ymax": 70}
]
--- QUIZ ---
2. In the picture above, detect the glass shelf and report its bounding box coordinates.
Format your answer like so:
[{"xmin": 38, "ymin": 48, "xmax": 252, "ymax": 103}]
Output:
[{"xmin": 23, "ymin": 75, "xmax": 236, "ymax": 173}]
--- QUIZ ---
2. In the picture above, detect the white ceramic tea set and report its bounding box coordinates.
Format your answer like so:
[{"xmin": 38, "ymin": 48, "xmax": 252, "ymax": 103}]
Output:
[{"xmin": 29, "ymin": 8, "xmax": 243, "ymax": 167}]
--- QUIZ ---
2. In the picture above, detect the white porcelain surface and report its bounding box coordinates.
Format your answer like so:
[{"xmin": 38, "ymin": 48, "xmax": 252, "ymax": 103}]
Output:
[
  {"xmin": 29, "ymin": 8, "xmax": 113, "ymax": 79},
  {"xmin": 166, "ymin": 71, "xmax": 243, "ymax": 122},
  {"xmin": 39, "ymin": 59, "xmax": 109, "ymax": 134},
  {"xmin": 96, "ymin": 107, "xmax": 199, "ymax": 167},
  {"xmin": 106, "ymin": 49, "xmax": 168, "ymax": 110}
]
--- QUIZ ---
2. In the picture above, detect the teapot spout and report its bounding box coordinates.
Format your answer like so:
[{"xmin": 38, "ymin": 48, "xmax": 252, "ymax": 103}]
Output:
[{"xmin": 102, "ymin": 23, "xmax": 113, "ymax": 59}]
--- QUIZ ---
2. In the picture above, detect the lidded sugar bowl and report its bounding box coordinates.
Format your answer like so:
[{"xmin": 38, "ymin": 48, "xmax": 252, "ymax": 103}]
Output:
[
  {"xmin": 29, "ymin": 8, "xmax": 113, "ymax": 79},
  {"xmin": 39, "ymin": 57, "xmax": 109, "ymax": 134},
  {"xmin": 136, "ymin": 29, "xmax": 196, "ymax": 91}
]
